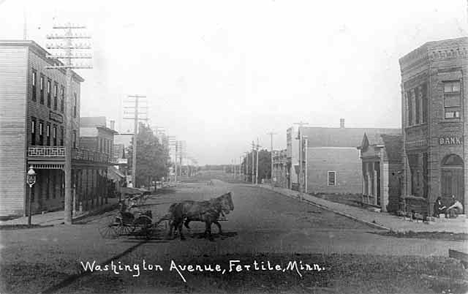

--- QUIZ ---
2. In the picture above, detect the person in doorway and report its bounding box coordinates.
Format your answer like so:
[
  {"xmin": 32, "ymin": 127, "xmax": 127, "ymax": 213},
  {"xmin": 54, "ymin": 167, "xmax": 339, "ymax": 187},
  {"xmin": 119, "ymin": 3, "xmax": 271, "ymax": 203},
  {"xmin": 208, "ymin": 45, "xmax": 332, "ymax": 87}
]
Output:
[
  {"xmin": 445, "ymin": 195, "xmax": 463, "ymax": 218},
  {"xmin": 433, "ymin": 197, "xmax": 446, "ymax": 218}
]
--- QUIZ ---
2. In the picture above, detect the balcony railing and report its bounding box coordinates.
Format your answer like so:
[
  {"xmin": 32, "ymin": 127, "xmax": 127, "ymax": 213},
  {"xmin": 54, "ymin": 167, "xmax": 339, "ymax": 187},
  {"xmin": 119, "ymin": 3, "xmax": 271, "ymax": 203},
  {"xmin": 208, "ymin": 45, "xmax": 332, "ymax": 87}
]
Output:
[
  {"xmin": 28, "ymin": 146, "xmax": 110, "ymax": 163},
  {"xmin": 28, "ymin": 146, "xmax": 65, "ymax": 157},
  {"xmin": 72, "ymin": 149, "xmax": 110, "ymax": 163}
]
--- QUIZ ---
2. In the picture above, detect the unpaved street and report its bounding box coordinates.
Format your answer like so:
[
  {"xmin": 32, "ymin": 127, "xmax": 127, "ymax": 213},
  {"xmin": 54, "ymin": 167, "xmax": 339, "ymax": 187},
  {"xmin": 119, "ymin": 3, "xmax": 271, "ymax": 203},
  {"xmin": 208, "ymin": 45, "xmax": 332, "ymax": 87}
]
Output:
[{"xmin": 1, "ymin": 180, "xmax": 467, "ymax": 294}]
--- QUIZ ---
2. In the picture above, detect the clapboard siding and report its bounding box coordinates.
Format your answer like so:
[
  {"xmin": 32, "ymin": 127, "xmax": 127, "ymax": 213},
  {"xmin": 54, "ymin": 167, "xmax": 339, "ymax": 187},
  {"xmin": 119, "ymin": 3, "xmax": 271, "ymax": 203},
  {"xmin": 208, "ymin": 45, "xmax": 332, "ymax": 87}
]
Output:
[{"xmin": 0, "ymin": 46, "xmax": 28, "ymax": 216}]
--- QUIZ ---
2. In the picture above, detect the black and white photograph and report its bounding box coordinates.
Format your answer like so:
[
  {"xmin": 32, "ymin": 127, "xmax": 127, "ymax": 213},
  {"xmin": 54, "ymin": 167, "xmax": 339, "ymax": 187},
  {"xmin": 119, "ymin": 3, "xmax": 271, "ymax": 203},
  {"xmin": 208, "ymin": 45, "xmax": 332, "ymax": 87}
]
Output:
[{"xmin": 0, "ymin": 0, "xmax": 467, "ymax": 293}]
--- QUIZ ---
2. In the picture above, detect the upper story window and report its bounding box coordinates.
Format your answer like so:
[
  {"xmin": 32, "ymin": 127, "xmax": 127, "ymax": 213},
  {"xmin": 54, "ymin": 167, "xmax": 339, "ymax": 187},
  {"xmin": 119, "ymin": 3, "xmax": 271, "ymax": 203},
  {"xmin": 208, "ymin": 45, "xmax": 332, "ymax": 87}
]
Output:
[
  {"xmin": 39, "ymin": 121, "xmax": 44, "ymax": 145},
  {"xmin": 60, "ymin": 86, "xmax": 65, "ymax": 112},
  {"xmin": 46, "ymin": 123, "xmax": 51, "ymax": 145},
  {"xmin": 53, "ymin": 82, "xmax": 58, "ymax": 110},
  {"xmin": 31, "ymin": 117, "xmax": 36, "ymax": 145},
  {"xmin": 444, "ymin": 81, "xmax": 461, "ymax": 119},
  {"xmin": 32, "ymin": 70, "xmax": 37, "ymax": 101},
  {"xmin": 40, "ymin": 75, "xmax": 44, "ymax": 104},
  {"xmin": 53, "ymin": 125, "xmax": 57, "ymax": 146},
  {"xmin": 60, "ymin": 127, "xmax": 64, "ymax": 146},
  {"xmin": 73, "ymin": 93, "xmax": 78, "ymax": 118},
  {"xmin": 47, "ymin": 79, "xmax": 52, "ymax": 108},
  {"xmin": 406, "ymin": 82, "xmax": 428, "ymax": 127}
]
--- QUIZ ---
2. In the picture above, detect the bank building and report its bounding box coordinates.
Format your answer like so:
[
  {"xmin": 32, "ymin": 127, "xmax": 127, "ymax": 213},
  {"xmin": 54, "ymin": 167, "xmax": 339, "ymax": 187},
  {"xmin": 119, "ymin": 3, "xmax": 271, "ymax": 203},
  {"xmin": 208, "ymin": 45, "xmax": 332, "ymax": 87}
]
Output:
[{"xmin": 399, "ymin": 37, "xmax": 467, "ymax": 216}]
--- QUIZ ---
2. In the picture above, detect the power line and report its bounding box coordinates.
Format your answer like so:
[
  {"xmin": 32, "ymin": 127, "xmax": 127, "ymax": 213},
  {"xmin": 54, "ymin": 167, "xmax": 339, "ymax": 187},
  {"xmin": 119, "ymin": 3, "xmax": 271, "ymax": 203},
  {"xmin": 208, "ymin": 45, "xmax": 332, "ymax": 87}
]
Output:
[
  {"xmin": 45, "ymin": 23, "xmax": 92, "ymax": 225},
  {"xmin": 123, "ymin": 95, "xmax": 148, "ymax": 187}
]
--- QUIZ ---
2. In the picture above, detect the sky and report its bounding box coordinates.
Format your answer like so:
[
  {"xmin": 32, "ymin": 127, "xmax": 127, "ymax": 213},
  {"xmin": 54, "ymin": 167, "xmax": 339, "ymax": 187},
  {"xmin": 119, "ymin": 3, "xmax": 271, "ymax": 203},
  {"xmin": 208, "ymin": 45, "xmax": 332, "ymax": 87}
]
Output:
[{"xmin": 0, "ymin": 0, "xmax": 466, "ymax": 165}]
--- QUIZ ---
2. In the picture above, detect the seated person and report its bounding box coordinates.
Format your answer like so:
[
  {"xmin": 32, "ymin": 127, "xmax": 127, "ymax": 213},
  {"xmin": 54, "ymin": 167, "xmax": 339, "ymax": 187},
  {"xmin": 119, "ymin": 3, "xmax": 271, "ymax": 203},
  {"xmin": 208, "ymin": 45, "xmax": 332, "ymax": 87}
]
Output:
[
  {"xmin": 445, "ymin": 196, "xmax": 463, "ymax": 218},
  {"xmin": 433, "ymin": 197, "xmax": 446, "ymax": 218}
]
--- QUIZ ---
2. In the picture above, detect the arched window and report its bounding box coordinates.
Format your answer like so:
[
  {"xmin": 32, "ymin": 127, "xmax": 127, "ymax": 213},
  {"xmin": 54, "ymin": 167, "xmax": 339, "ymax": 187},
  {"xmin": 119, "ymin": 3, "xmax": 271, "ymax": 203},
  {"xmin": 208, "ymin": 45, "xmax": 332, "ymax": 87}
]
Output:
[{"xmin": 441, "ymin": 154, "xmax": 463, "ymax": 167}]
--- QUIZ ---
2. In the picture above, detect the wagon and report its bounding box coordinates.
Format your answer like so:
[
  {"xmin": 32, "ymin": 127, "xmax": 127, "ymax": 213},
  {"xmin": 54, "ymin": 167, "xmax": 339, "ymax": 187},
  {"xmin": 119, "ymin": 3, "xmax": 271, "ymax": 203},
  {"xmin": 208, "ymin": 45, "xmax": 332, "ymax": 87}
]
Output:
[{"xmin": 98, "ymin": 203, "xmax": 167, "ymax": 239}]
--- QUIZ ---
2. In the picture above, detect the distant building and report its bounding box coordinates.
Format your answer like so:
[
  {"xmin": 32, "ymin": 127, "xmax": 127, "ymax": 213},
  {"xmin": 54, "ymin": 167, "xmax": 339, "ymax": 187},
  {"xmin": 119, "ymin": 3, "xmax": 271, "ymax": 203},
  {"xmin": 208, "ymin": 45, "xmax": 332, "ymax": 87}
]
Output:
[
  {"xmin": 357, "ymin": 133, "xmax": 403, "ymax": 212},
  {"xmin": 287, "ymin": 119, "xmax": 400, "ymax": 195},
  {"xmin": 78, "ymin": 117, "xmax": 118, "ymax": 209},
  {"xmin": 272, "ymin": 149, "xmax": 288, "ymax": 188},
  {"xmin": 0, "ymin": 40, "xmax": 110, "ymax": 217},
  {"xmin": 399, "ymin": 37, "xmax": 468, "ymax": 216}
]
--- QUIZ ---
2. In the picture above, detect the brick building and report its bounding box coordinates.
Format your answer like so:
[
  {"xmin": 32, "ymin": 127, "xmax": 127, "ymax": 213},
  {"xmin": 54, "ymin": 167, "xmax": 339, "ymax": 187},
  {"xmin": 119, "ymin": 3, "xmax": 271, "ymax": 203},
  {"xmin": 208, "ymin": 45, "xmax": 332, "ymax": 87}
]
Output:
[
  {"xmin": 0, "ymin": 40, "xmax": 111, "ymax": 217},
  {"xmin": 399, "ymin": 37, "xmax": 468, "ymax": 215},
  {"xmin": 287, "ymin": 120, "xmax": 400, "ymax": 194}
]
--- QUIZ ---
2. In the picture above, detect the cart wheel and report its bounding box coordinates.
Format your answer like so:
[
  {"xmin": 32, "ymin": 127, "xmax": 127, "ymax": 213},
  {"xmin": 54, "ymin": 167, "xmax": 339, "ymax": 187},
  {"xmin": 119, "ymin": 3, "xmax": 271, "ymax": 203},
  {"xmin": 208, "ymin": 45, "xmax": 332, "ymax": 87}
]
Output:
[
  {"xmin": 116, "ymin": 218, "xmax": 134, "ymax": 236},
  {"xmin": 98, "ymin": 215, "xmax": 118, "ymax": 239}
]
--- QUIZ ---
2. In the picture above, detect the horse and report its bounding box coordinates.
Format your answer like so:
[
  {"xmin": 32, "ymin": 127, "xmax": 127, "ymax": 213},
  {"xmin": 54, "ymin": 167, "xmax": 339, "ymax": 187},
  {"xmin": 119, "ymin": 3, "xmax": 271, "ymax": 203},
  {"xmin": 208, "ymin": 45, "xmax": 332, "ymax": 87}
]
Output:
[{"xmin": 156, "ymin": 192, "xmax": 234, "ymax": 241}]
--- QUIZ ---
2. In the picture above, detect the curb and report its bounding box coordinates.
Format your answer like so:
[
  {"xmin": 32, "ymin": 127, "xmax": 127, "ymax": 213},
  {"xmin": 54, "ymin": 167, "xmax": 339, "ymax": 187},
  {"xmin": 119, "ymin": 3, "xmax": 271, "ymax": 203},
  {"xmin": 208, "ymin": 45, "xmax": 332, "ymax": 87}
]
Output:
[{"xmin": 257, "ymin": 185, "xmax": 391, "ymax": 231}]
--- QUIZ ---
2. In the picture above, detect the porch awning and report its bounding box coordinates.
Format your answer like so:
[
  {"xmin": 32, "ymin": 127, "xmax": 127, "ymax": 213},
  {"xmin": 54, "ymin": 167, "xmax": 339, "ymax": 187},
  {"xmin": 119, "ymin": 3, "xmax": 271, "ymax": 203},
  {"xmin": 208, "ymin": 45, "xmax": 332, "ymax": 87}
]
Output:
[{"xmin": 107, "ymin": 166, "xmax": 125, "ymax": 182}]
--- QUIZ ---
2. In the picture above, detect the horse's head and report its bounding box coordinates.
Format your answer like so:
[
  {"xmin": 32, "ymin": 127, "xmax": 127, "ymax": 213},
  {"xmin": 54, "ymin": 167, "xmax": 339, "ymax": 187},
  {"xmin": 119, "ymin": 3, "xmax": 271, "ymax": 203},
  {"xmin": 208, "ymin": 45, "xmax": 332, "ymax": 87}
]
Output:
[{"xmin": 218, "ymin": 192, "xmax": 234, "ymax": 214}]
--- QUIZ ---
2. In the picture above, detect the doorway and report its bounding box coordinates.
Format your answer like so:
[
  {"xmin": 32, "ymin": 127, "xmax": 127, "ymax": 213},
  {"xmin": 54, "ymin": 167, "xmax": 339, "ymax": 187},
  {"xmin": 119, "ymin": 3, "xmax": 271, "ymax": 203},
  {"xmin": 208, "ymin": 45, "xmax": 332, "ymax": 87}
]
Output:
[{"xmin": 441, "ymin": 154, "xmax": 464, "ymax": 212}]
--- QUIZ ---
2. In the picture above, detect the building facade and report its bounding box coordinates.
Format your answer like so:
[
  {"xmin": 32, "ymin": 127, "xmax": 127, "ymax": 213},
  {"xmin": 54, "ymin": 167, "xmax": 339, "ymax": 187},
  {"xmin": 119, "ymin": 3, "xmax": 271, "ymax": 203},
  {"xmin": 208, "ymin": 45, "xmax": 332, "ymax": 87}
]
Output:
[
  {"xmin": 358, "ymin": 133, "xmax": 403, "ymax": 212},
  {"xmin": 0, "ymin": 40, "xmax": 111, "ymax": 217},
  {"xmin": 287, "ymin": 120, "xmax": 400, "ymax": 195},
  {"xmin": 272, "ymin": 149, "xmax": 288, "ymax": 188},
  {"xmin": 399, "ymin": 37, "xmax": 468, "ymax": 215}
]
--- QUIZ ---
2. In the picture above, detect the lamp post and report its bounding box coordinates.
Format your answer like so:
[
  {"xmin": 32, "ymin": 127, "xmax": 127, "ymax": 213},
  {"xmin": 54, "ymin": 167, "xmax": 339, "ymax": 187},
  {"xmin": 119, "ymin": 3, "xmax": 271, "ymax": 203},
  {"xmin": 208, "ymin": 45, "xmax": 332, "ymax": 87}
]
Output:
[{"xmin": 26, "ymin": 166, "xmax": 36, "ymax": 226}]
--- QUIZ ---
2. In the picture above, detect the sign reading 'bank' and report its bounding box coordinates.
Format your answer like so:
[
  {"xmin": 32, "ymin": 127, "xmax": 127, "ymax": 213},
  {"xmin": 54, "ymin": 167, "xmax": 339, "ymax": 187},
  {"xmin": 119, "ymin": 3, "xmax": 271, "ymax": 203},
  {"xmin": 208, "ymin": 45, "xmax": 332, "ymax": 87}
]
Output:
[{"xmin": 439, "ymin": 137, "xmax": 463, "ymax": 145}]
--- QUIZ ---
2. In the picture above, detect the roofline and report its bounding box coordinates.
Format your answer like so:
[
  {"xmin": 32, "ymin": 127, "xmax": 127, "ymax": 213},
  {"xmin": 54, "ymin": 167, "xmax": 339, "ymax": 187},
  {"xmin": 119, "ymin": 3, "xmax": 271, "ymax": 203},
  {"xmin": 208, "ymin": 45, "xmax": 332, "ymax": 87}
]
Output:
[{"xmin": 0, "ymin": 40, "xmax": 85, "ymax": 82}]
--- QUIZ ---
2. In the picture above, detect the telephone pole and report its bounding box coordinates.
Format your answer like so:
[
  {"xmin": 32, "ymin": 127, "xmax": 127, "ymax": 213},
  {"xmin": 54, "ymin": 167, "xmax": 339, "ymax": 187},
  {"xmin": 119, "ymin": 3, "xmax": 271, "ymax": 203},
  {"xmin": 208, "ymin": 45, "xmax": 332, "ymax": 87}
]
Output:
[
  {"xmin": 267, "ymin": 132, "xmax": 276, "ymax": 183},
  {"xmin": 46, "ymin": 23, "xmax": 92, "ymax": 225},
  {"xmin": 294, "ymin": 121, "xmax": 308, "ymax": 195},
  {"xmin": 167, "ymin": 136, "xmax": 177, "ymax": 182},
  {"xmin": 256, "ymin": 138, "xmax": 261, "ymax": 185},
  {"xmin": 251, "ymin": 141, "xmax": 255, "ymax": 184},
  {"xmin": 123, "ymin": 95, "xmax": 148, "ymax": 187}
]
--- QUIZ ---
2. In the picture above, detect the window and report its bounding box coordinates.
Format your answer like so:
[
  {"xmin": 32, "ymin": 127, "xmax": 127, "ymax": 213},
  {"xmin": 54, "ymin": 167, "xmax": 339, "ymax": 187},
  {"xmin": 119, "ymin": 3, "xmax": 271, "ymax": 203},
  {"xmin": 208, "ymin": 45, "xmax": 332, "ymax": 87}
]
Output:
[
  {"xmin": 73, "ymin": 93, "xmax": 77, "ymax": 118},
  {"xmin": 407, "ymin": 90, "xmax": 413, "ymax": 126},
  {"xmin": 421, "ymin": 83, "xmax": 428, "ymax": 124},
  {"xmin": 60, "ymin": 127, "xmax": 64, "ymax": 146},
  {"xmin": 53, "ymin": 125, "xmax": 57, "ymax": 146},
  {"xmin": 40, "ymin": 75, "xmax": 44, "ymax": 104},
  {"xmin": 73, "ymin": 130, "xmax": 77, "ymax": 148},
  {"xmin": 46, "ymin": 123, "xmax": 51, "ymax": 145},
  {"xmin": 53, "ymin": 82, "xmax": 58, "ymax": 110},
  {"xmin": 444, "ymin": 81, "xmax": 461, "ymax": 119},
  {"xmin": 415, "ymin": 87, "xmax": 420, "ymax": 125},
  {"xmin": 39, "ymin": 121, "xmax": 44, "ymax": 145},
  {"xmin": 47, "ymin": 79, "xmax": 51, "ymax": 108},
  {"xmin": 60, "ymin": 86, "xmax": 65, "ymax": 112},
  {"xmin": 327, "ymin": 171, "xmax": 336, "ymax": 186},
  {"xmin": 31, "ymin": 117, "xmax": 36, "ymax": 145},
  {"xmin": 32, "ymin": 70, "xmax": 37, "ymax": 101}
]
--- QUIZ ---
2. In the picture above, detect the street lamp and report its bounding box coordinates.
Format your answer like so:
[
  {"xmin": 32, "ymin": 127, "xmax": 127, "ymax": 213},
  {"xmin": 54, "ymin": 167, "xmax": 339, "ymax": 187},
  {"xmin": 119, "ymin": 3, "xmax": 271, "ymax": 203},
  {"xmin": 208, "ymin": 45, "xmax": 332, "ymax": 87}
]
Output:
[{"xmin": 26, "ymin": 166, "xmax": 36, "ymax": 226}]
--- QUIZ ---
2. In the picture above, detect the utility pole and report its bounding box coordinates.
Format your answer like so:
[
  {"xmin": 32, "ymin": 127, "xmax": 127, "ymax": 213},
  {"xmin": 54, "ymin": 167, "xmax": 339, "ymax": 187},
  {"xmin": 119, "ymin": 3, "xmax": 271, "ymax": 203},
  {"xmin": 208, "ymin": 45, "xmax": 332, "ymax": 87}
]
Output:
[
  {"xmin": 167, "ymin": 136, "xmax": 177, "ymax": 182},
  {"xmin": 256, "ymin": 138, "xmax": 261, "ymax": 185},
  {"xmin": 123, "ymin": 95, "xmax": 148, "ymax": 188},
  {"xmin": 251, "ymin": 141, "xmax": 255, "ymax": 184},
  {"xmin": 46, "ymin": 23, "xmax": 92, "ymax": 225},
  {"xmin": 244, "ymin": 152, "xmax": 249, "ymax": 182},
  {"xmin": 267, "ymin": 132, "xmax": 276, "ymax": 184},
  {"xmin": 294, "ymin": 121, "xmax": 308, "ymax": 195}
]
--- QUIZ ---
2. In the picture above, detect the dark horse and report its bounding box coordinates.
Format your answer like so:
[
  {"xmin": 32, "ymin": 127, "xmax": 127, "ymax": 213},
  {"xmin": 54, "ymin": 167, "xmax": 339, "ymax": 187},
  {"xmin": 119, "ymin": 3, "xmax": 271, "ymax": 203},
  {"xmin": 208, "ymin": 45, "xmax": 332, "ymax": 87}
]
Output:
[{"xmin": 157, "ymin": 192, "xmax": 234, "ymax": 241}]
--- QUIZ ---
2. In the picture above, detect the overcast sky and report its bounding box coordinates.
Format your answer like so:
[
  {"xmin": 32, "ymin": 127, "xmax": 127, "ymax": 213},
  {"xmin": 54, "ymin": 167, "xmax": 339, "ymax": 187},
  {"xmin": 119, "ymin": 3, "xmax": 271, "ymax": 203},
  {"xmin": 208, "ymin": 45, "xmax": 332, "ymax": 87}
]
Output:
[{"xmin": 0, "ymin": 0, "xmax": 466, "ymax": 165}]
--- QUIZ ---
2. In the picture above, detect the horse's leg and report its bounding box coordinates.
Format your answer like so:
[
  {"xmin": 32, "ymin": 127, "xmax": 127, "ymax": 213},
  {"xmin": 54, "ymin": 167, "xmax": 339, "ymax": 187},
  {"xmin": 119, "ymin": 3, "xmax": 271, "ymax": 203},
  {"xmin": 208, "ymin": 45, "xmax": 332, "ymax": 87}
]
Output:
[
  {"xmin": 178, "ymin": 221, "xmax": 186, "ymax": 241},
  {"xmin": 205, "ymin": 221, "xmax": 214, "ymax": 241},
  {"xmin": 213, "ymin": 220, "xmax": 223, "ymax": 235},
  {"xmin": 184, "ymin": 218, "xmax": 192, "ymax": 235}
]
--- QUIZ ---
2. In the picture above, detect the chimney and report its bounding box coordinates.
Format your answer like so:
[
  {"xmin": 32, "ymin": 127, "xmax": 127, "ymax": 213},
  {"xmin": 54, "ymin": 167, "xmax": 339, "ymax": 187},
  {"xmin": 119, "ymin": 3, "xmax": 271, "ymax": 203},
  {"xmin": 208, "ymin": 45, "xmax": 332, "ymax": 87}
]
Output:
[
  {"xmin": 110, "ymin": 120, "xmax": 115, "ymax": 130},
  {"xmin": 340, "ymin": 118, "xmax": 345, "ymax": 128}
]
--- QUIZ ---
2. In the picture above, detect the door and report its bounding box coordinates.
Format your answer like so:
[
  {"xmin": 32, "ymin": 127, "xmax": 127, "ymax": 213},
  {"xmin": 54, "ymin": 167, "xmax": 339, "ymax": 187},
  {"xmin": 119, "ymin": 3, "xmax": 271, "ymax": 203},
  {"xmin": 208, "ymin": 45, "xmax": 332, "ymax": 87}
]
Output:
[{"xmin": 441, "ymin": 154, "xmax": 464, "ymax": 212}]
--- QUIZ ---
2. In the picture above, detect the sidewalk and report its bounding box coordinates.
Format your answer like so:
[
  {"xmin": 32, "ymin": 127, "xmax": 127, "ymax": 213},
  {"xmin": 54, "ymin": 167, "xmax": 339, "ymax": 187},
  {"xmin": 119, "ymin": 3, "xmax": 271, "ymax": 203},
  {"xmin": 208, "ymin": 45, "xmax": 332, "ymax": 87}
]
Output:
[
  {"xmin": 258, "ymin": 184, "xmax": 468, "ymax": 234},
  {"xmin": 0, "ymin": 197, "xmax": 120, "ymax": 227}
]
